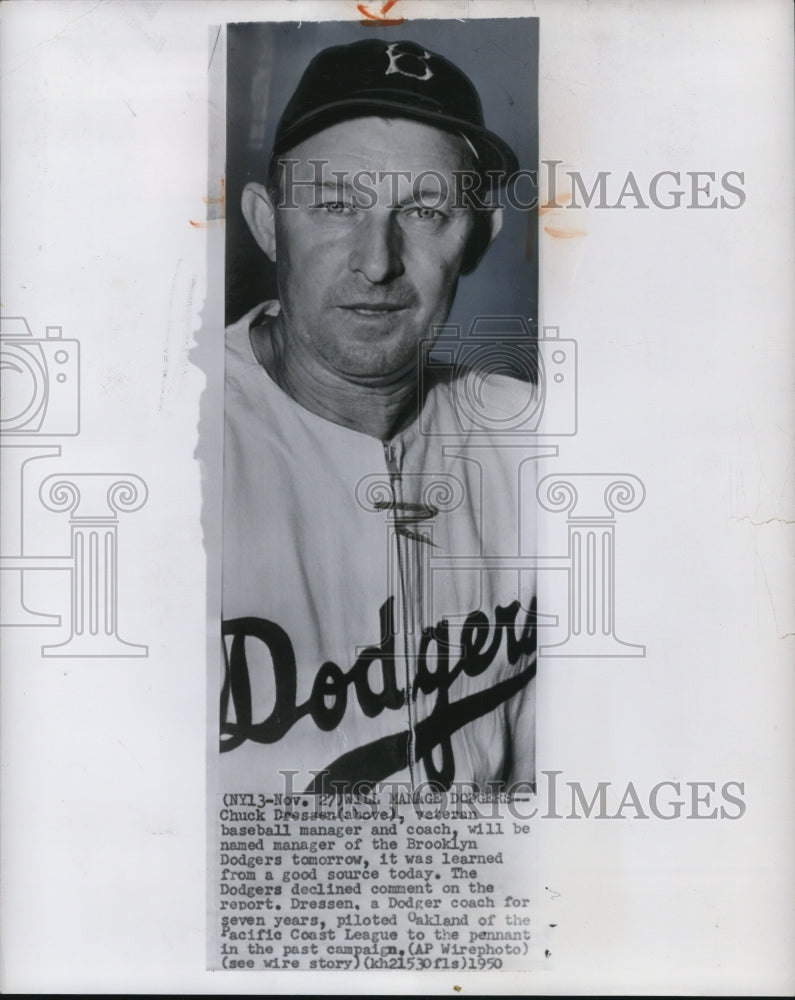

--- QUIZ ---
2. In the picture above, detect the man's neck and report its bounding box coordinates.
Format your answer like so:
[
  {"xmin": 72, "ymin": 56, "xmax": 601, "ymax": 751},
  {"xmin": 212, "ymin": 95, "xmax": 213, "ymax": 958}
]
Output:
[{"xmin": 250, "ymin": 313, "xmax": 422, "ymax": 440}]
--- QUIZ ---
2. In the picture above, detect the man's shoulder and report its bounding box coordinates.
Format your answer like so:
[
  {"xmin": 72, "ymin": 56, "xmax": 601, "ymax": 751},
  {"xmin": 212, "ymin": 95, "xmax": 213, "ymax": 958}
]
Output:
[
  {"xmin": 425, "ymin": 362, "xmax": 539, "ymax": 431},
  {"xmin": 225, "ymin": 301, "xmax": 279, "ymax": 374},
  {"xmin": 226, "ymin": 301, "xmax": 278, "ymax": 340}
]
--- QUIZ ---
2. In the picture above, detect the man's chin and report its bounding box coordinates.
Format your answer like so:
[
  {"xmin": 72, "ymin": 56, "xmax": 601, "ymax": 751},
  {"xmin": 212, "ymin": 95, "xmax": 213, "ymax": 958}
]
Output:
[
  {"xmin": 329, "ymin": 345, "xmax": 421, "ymax": 385},
  {"xmin": 321, "ymin": 324, "xmax": 424, "ymax": 380}
]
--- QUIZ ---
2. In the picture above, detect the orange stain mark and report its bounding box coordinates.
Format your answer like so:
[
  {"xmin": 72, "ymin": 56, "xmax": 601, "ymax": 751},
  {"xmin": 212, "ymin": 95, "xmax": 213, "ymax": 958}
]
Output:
[
  {"xmin": 544, "ymin": 226, "xmax": 587, "ymax": 239},
  {"xmin": 538, "ymin": 191, "xmax": 573, "ymax": 215},
  {"xmin": 192, "ymin": 177, "xmax": 226, "ymax": 226},
  {"xmin": 203, "ymin": 176, "xmax": 226, "ymax": 208},
  {"xmin": 358, "ymin": 0, "xmax": 405, "ymax": 26}
]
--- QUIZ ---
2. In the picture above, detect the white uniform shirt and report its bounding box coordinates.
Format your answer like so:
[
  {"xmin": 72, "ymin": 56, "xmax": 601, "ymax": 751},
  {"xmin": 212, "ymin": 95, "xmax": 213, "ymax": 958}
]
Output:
[{"xmin": 221, "ymin": 302, "xmax": 537, "ymax": 793}]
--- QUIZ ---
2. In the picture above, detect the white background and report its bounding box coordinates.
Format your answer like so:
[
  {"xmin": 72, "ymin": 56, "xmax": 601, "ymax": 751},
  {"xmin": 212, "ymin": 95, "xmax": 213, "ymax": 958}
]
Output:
[{"xmin": 1, "ymin": 0, "xmax": 793, "ymax": 994}]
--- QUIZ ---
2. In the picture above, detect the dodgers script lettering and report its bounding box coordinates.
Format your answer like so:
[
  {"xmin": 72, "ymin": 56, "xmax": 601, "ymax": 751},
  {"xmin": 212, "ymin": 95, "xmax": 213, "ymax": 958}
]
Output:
[{"xmin": 220, "ymin": 598, "xmax": 537, "ymax": 789}]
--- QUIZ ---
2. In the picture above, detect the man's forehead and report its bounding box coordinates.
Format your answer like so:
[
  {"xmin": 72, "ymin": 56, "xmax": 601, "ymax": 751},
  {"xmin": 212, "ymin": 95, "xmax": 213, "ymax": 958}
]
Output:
[{"xmin": 279, "ymin": 115, "xmax": 476, "ymax": 175}]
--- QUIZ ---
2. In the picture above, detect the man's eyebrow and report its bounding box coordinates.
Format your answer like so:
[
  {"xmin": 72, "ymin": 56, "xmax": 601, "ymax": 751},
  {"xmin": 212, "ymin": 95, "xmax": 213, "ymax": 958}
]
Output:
[
  {"xmin": 309, "ymin": 175, "xmax": 469, "ymax": 208},
  {"xmin": 311, "ymin": 179, "xmax": 355, "ymax": 193},
  {"xmin": 395, "ymin": 182, "xmax": 461, "ymax": 209}
]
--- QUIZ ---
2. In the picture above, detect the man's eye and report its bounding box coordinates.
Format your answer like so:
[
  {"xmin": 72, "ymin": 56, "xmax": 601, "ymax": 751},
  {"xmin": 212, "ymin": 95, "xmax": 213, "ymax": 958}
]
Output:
[
  {"xmin": 407, "ymin": 206, "xmax": 444, "ymax": 221},
  {"xmin": 319, "ymin": 201, "xmax": 355, "ymax": 214}
]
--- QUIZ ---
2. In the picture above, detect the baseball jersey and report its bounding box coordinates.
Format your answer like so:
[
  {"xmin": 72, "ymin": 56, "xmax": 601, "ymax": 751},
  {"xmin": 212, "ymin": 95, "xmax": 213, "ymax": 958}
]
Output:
[{"xmin": 221, "ymin": 301, "xmax": 537, "ymax": 794}]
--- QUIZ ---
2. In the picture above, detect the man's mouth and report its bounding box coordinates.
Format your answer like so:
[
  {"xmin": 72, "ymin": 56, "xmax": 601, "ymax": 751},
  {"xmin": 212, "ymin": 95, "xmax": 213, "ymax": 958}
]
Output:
[{"xmin": 339, "ymin": 303, "xmax": 408, "ymax": 316}]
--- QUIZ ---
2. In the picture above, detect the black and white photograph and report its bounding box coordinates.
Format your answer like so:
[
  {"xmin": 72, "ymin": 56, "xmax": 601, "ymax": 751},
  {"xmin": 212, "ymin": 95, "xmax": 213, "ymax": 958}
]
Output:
[
  {"xmin": 219, "ymin": 20, "xmax": 540, "ymax": 796},
  {"xmin": 0, "ymin": 0, "xmax": 792, "ymax": 994}
]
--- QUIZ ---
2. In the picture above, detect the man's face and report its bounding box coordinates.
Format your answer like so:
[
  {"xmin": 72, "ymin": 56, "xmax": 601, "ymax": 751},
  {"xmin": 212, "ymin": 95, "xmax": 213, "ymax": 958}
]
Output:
[{"xmin": 271, "ymin": 117, "xmax": 477, "ymax": 382}]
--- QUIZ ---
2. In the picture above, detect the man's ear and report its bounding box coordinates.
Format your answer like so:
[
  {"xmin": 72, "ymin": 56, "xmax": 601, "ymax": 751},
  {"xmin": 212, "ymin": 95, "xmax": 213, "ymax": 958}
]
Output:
[
  {"xmin": 241, "ymin": 182, "xmax": 277, "ymax": 261},
  {"xmin": 461, "ymin": 207, "xmax": 504, "ymax": 275}
]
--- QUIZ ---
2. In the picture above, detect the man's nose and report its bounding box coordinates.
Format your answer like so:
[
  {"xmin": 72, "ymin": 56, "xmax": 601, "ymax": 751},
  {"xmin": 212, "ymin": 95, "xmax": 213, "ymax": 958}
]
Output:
[{"xmin": 348, "ymin": 210, "xmax": 405, "ymax": 284}]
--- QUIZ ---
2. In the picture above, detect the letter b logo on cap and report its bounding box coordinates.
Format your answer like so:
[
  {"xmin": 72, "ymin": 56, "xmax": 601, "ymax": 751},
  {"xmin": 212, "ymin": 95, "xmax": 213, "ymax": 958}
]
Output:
[{"xmin": 385, "ymin": 42, "xmax": 434, "ymax": 81}]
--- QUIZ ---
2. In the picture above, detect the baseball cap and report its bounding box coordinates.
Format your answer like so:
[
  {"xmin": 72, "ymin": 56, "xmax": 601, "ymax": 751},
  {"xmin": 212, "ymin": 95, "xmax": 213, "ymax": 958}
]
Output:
[{"xmin": 270, "ymin": 38, "xmax": 519, "ymax": 180}]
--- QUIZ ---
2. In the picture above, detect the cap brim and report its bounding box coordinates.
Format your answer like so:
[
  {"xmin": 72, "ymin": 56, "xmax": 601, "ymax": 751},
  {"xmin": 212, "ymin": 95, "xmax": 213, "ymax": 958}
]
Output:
[{"xmin": 272, "ymin": 97, "xmax": 520, "ymax": 181}]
